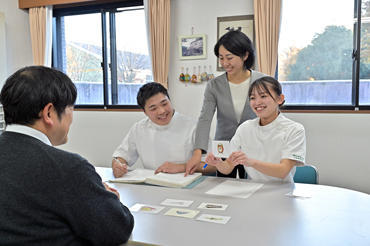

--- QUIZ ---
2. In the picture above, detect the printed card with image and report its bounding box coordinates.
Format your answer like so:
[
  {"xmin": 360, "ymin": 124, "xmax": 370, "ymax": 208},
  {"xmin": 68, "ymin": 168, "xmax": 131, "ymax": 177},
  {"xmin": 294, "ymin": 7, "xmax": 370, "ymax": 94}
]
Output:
[
  {"xmin": 198, "ymin": 202, "xmax": 228, "ymax": 211},
  {"xmin": 161, "ymin": 199, "xmax": 193, "ymax": 207},
  {"xmin": 196, "ymin": 214, "xmax": 231, "ymax": 224},
  {"xmin": 212, "ymin": 141, "xmax": 231, "ymax": 158},
  {"xmin": 130, "ymin": 203, "xmax": 165, "ymax": 214},
  {"xmin": 164, "ymin": 208, "xmax": 199, "ymax": 219}
]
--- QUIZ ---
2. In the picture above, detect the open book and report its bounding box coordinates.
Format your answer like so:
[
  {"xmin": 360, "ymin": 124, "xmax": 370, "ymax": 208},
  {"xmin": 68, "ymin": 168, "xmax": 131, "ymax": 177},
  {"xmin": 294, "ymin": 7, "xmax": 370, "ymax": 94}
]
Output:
[{"xmin": 108, "ymin": 168, "xmax": 202, "ymax": 188}]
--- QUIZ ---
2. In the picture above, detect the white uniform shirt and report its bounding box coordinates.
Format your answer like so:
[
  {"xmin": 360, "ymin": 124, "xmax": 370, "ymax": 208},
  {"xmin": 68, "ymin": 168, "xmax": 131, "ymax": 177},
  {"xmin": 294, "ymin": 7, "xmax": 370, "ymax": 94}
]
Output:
[
  {"xmin": 229, "ymin": 77, "xmax": 250, "ymax": 123},
  {"xmin": 113, "ymin": 112, "xmax": 197, "ymax": 170},
  {"xmin": 230, "ymin": 114, "xmax": 306, "ymax": 182}
]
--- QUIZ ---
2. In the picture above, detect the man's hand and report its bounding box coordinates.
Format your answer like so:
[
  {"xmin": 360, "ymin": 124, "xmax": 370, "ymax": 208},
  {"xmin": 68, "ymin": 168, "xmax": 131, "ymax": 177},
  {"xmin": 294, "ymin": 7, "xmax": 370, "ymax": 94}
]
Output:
[
  {"xmin": 185, "ymin": 149, "xmax": 202, "ymax": 176},
  {"xmin": 112, "ymin": 157, "xmax": 128, "ymax": 178},
  {"xmin": 155, "ymin": 162, "xmax": 185, "ymax": 174},
  {"xmin": 103, "ymin": 182, "xmax": 120, "ymax": 199}
]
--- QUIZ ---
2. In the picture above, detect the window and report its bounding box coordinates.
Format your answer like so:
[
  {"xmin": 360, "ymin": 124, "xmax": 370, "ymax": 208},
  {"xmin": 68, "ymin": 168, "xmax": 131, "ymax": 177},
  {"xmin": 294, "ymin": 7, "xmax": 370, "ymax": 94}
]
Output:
[
  {"xmin": 53, "ymin": 0, "xmax": 152, "ymax": 108},
  {"xmin": 278, "ymin": 0, "xmax": 370, "ymax": 110}
]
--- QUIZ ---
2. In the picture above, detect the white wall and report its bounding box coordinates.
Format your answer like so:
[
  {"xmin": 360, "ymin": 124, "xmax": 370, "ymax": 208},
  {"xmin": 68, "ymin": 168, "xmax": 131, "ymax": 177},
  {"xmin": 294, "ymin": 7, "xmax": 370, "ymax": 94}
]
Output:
[
  {"xmin": 2, "ymin": 0, "xmax": 370, "ymax": 194},
  {"xmin": 0, "ymin": 12, "xmax": 7, "ymax": 84},
  {"xmin": 0, "ymin": 0, "xmax": 33, "ymax": 86}
]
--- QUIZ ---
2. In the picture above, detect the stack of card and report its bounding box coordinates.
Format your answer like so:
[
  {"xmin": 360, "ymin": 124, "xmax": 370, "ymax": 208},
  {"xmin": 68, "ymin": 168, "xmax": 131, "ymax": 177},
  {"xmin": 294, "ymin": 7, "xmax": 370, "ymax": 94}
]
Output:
[{"xmin": 129, "ymin": 198, "xmax": 231, "ymax": 224}]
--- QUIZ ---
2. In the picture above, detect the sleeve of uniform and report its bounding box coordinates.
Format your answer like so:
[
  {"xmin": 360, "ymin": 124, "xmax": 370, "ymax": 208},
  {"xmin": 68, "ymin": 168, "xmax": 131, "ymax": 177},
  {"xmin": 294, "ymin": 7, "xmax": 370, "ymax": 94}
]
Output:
[
  {"xmin": 194, "ymin": 81, "xmax": 217, "ymax": 152},
  {"xmin": 281, "ymin": 124, "xmax": 306, "ymax": 165},
  {"xmin": 112, "ymin": 124, "xmax": 139, "ymax": 166},
  {"xmin": 61, "ymin": 159, "xmax": 134, "ymax": 245},
  {"xmin": 229, "ymin": 124, "xmax": 243, "ymax": 152}
]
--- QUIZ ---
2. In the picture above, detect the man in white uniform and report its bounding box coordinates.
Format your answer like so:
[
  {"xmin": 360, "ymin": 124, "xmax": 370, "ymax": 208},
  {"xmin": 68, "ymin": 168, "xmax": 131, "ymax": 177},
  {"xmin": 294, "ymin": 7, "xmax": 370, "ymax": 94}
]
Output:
[{"xmin": 112, "ymin": 82, "xmax": 214, "ymax": 178}]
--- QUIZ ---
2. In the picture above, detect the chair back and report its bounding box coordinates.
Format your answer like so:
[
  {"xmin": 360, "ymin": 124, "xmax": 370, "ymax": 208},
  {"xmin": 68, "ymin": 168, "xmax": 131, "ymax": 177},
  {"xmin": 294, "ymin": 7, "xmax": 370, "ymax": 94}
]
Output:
[{"xmin": 294, "ymin": 165, "xmax": 319, "ymax": 184}]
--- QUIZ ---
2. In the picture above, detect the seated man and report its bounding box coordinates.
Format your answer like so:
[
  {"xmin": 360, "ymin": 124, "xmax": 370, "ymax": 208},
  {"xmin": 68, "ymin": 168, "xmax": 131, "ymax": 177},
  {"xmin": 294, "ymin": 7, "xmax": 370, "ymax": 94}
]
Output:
[
  {"xmin": 112, "ymin": 82, "xmax": 214, "ymax": 177},
  {"xmin": 0, "ymin": 66, "xmax": 134, "ymax": 245}
]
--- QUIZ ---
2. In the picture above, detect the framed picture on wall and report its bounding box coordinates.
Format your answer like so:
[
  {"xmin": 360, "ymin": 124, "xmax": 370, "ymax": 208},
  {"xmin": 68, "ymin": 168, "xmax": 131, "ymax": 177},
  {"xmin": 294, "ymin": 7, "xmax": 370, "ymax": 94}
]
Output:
[
  {"xmin": 179, "ymin": 34, "xmax": 207, "ymax": 60},
  {"xmin": 216, "ymin": 15, "xmax": 254, "ymax": 71}
]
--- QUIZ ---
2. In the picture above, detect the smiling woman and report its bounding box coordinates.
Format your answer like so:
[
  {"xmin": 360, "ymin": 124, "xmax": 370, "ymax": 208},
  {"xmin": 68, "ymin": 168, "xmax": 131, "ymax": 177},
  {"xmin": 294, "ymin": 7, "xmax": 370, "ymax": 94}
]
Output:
[
  {"xmin": 185, "ymin": 30, "xmax": 267, "ymax": 178},
  {"xmin": 205, "ymin": 76, "xmax": 306, "ymax": 182}
]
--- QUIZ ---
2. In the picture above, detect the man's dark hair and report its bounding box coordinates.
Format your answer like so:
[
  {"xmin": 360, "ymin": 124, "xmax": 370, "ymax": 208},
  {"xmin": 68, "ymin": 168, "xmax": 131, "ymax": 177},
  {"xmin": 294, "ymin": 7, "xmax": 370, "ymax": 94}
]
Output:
[
  {"xmin": 136, "ymin": 82, "xmax": 170, "ymax": 110},
  {"xmin": 214, "ymin": 30, "xmax": 255, "ymax": 70},
  {"xmin": 0, "ymin": 66, "xmax": 77, "ymax": 125}
]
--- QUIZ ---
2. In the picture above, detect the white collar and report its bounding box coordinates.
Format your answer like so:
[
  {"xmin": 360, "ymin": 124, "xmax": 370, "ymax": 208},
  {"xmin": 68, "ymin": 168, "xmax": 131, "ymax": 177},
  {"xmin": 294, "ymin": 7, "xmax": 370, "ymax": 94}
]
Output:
[
  {"xmin": 5, "ymin": 124, "xmax": 52, "ymax": 146},
  {"xmin": 147, "ymin": 111, "xmax": 178, "ymax": 130}
]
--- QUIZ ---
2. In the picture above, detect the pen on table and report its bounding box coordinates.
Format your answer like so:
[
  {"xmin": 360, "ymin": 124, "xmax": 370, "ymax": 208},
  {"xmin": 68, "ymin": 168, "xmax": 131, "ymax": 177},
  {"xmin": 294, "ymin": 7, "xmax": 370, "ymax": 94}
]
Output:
[{"xmin": 202, "ymin": 163, "xmax": 208, "ymax": 169}]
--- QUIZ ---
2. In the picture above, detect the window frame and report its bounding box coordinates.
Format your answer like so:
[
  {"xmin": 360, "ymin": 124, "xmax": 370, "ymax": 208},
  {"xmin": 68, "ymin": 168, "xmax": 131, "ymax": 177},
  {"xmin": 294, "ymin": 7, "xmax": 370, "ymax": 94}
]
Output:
[
  {"xmin": 279, "ymin": 0, "xmax": 370, "ymax": 112},
  {"xmin": 52, "ymin": 0, "xmax": 147, "ymax": 110}
]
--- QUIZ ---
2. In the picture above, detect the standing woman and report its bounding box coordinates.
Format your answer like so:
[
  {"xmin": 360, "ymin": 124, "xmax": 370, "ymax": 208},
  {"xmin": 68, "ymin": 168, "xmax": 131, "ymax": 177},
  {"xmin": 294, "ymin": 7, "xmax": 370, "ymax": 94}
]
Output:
[{"xmin": 185, "ymin": 30, "xmax": 265, "ymax": 178}]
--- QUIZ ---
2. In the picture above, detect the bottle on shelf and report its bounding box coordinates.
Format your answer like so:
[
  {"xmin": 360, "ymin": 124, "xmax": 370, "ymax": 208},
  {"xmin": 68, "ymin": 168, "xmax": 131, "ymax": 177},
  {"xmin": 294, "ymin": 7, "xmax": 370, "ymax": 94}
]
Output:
[
  {"xmin": 184, "ymin": 67, "xmax": 190, "ymax": 82},
  {"xmin": 179, "ymin": 67, "xmax": 185, "ymax": 82},
  {"xmin": 208, "ymin": 65, "xmax": 215, "ymax": 80},
  {"xmin": 191, "ymin": 66, "xmax": 197, "ymax": 83},
  {"xmin": 197, "ymin": 65, "xmax": 202, "ymax": 83},
  {"xmin": 201, "ymin": 65, "xmax": 208, "ymax": 81}
]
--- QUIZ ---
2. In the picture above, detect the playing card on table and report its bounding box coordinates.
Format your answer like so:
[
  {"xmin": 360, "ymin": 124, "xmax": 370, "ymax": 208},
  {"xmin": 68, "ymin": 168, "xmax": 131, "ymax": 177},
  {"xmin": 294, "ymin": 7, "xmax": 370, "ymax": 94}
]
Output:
[
  {"xmin": 161, "ymin": 199, "xmax": 193, "ymax": 207},
  {"xmin": 196, "ymin": 214, "xmax": 231, "ymax": 224},
  {"xmin": 164, "ymin": 208, "xmax": 199, "ymax": 218},
  {"xmin": 129, "ymin": 203, "xmax": 165, "ymax": 214}
]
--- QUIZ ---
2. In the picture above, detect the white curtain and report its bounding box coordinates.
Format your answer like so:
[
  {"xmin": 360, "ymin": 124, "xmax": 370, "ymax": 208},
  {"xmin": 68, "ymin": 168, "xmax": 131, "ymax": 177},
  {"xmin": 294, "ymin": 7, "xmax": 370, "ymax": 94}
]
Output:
[
  {"xmin": 29, "ymin": 6, "xmax": 53, "ymax": 66},
  {"xmin": 143, "ymin": 0, "xmax": 153, "ymax": 76}
]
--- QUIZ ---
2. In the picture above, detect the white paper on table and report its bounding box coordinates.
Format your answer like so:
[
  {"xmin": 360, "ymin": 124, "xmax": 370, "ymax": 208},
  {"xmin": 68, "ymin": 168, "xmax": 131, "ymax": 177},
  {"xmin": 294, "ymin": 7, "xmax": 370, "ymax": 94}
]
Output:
[
  {"xmin": 109, "ymin": 169, "xmax": 155, "ymax": 183},
  {"xmin": 205, "ymin": 180, "xmax": 263, "ymax": 199},
  {"xmin": 212, "ymin": 141, "xmax": 231, "ymax": 158},
  {"xmin": 198, "ymin": 202, "xmax": 228, "ymax": 211},
  {"xmin": 161, "ymin": 199, "xmax": 193, "ymax": 207},
  {"xmin": 196, "ymin": 214, "xmax": 231, "ymax": 224},
  {"xmin": 130, "ymin": 203, "xmax": 165, "ymax": 214},
  {"xmin": 164, "ymin": 208, "xmax": 199, "ymax": 218}
]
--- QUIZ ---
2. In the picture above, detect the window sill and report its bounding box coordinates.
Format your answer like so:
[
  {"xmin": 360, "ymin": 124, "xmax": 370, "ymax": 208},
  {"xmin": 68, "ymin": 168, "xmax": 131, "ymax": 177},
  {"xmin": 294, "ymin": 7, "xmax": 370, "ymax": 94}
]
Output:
[
  {"xmin": 74, "ymin": 108, "xmax": 142, "ymax": 112},
  {"xmin": 282, "ymin": 109, "xmax": 370, "ymax": 114}
]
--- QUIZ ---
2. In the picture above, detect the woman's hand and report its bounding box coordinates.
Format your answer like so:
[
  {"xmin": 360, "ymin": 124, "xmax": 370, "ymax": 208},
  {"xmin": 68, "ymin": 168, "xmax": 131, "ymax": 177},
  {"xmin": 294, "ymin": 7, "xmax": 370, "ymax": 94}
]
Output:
[
  {"xmin": 228, "ymin": 151, "xmax": 252, "ymax": 166},
  {"xmin": 205, "ymin": 152, "xmax": 223, "ymax": 167}
]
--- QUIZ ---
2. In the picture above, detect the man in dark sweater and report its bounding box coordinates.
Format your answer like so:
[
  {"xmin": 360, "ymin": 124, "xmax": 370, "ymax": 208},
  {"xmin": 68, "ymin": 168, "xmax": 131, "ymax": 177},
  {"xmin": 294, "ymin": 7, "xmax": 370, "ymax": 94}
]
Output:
[{"xmin": 0, "ymin": 66, "xmax": 134, "ymax": 245}]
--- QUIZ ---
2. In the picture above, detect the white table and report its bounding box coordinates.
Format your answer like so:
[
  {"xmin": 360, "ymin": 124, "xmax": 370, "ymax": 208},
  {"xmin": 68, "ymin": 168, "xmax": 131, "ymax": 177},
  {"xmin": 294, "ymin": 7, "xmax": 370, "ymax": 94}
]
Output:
[{"xmin": 96, "ymin": 167, "xmax": 370, "ymax": 246}]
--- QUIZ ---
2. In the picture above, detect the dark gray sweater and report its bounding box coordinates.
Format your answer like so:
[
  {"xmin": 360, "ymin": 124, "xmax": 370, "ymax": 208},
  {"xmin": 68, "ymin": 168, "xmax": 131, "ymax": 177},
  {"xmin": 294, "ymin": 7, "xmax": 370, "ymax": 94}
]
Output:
[{"xmin": 0, "ymin": 131, "xmax": 134, "ymax": 245}]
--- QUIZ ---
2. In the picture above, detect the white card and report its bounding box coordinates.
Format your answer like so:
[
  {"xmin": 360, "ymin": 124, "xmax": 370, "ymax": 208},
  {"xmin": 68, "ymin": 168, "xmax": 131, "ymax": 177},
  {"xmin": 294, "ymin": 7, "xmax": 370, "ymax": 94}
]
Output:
[
  {"xmin": 161, "ymin": 199, "xmax": 193, "ymax": 207},
  {"xmin": 198, "ymin": 202, "xmax": 228, "ymax": 211},
  {"xmin": 129, "ymin": 203, "xmax": 165, "ymax": 214},
  {"xmin": 197, "ymin": 214, "xmax": 231, "ymax": 224},
  {"xmin": 212, "ymin": 141, "xmax": 231, "ymax": 158},
  {"xmin": 164, "ymin": 208, "xmax": 199, "ymax": 218}
]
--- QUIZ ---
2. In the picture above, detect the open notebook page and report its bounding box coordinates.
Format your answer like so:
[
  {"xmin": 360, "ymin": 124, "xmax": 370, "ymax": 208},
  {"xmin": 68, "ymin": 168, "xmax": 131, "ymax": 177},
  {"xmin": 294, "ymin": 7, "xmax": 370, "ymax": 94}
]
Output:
[
  {"xmin": 109, "ymin": 169, "xmax": 155, "ymax": 183},
  {"xmin": 145, "ymin": 172, "xmax": 202, "ymax": 188}
]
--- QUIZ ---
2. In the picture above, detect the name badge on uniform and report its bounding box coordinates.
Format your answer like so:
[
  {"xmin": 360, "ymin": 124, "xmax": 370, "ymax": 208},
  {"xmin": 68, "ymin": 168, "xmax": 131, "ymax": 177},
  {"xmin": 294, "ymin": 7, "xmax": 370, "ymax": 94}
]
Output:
[{"xmin": 212, "ymin": 141, "xmax": 231, "ymax": 158}]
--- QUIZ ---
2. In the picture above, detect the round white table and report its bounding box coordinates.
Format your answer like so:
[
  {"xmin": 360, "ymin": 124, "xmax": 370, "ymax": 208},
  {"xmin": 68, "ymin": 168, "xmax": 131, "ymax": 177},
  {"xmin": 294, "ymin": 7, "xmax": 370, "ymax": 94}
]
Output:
[{"xmin": 97, "ymin": 167, "xmax": 370, "ymax": 246}]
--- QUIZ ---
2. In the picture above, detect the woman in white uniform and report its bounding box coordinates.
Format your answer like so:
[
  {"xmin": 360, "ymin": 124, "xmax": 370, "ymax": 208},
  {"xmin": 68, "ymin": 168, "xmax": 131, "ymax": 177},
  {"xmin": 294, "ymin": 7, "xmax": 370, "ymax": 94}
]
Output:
[{"xmin": 205, "ymin": 77, "xmax": 306, "ymax": 182}]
